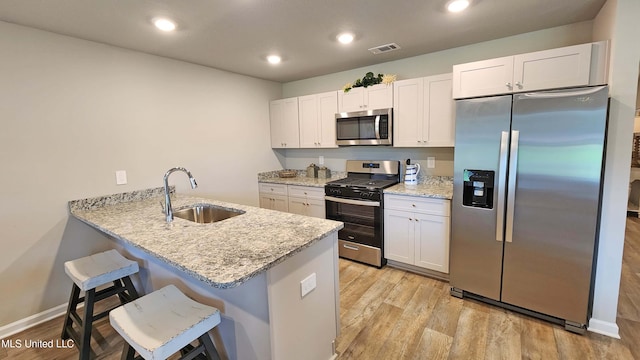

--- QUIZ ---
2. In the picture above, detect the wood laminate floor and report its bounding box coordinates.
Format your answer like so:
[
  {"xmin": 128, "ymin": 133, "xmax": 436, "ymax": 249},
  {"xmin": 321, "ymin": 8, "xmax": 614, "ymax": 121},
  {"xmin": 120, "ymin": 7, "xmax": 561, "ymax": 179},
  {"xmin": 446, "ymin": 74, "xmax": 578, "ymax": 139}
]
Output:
[{"xmin": 2, "ymin": 218, "xmax": 640, "ymax": 359}]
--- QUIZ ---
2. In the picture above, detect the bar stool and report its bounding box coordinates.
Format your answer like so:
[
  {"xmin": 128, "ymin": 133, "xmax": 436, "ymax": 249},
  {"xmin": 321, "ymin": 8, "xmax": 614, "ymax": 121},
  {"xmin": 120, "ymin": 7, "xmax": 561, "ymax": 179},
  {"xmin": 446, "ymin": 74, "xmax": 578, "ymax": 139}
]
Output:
[
  {"xmin": 61, "ymin": 249, "xmax": 140, "ymax": 360},
  {"xmin": 109, "ymin": 284, "xmax": 222, "ymax": 360}
]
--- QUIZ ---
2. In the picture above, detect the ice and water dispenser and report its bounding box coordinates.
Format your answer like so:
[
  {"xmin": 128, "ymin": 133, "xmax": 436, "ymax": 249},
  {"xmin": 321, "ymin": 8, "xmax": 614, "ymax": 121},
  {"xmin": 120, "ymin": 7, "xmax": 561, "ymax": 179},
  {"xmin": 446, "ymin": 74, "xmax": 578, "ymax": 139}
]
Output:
[{"xmin": 462, "ymin": 170, "xmax": 495, "ymax": 209}]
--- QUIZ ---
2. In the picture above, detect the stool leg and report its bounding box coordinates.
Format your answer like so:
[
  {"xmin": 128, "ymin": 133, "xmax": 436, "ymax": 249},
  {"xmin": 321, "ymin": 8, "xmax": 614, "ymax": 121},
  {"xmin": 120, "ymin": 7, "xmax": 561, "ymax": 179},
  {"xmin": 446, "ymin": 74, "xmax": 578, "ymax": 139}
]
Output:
[
  {"xmin": 114, "ymin": 279, "xmax": 127, "ymax": 304},
  {"xmin": 79, "ymin": 289, "xmax": 95, "ymax": 360},
  {"xmin": 199, "ymin": 333, "xmax": 221, "ymax": 360},
  {"xmin": 61, "ymin": 284, "xmax": 81, "ymax": 340},
  {"xmin": 121, "ymin": 276, "xmax": 139, "ymax": 302},
  {"xmin": 121, "ymin": 343, "xmax": 136, "ymax": 360}
]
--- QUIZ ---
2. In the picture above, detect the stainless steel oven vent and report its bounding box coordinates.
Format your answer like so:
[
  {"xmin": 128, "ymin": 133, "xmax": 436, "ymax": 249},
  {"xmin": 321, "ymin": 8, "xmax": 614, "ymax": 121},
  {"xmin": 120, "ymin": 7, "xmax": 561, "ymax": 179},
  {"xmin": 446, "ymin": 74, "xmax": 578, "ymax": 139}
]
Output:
[{"xmin": 368, "ymin": 43, "xmax": 401, "ymax": 55}]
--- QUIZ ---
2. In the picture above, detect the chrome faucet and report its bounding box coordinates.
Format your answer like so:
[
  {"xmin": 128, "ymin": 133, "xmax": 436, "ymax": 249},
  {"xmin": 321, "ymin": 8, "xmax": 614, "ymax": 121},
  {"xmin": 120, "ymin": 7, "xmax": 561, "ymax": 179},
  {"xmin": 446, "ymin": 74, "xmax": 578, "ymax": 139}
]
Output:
[{"xmin": 163, "ymin": 167, "xmax": 198, "ymax": 223}]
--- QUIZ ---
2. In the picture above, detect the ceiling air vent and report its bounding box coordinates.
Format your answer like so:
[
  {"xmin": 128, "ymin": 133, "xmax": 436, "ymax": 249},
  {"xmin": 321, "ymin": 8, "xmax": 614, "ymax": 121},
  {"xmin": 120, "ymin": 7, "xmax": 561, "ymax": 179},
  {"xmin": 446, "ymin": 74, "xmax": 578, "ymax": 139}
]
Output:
[{"xmin": 368, "ymin": 43, "xmax": 401, "ymax": 55}]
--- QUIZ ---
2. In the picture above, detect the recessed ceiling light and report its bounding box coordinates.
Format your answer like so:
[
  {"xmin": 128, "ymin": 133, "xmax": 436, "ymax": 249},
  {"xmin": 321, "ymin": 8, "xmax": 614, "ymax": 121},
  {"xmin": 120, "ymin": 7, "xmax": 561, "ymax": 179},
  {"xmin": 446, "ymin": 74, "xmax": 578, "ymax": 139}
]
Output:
[
  {"xmin": 153, "ymin": 18, "xmax": 177, "ymax": 32},
  {"xmin": 337, "ymin": 33, "xmax": 354, "ymax": 45},
  {"xmin": 447, "ymin": 0, "xmax": 470, "ymax": 12},
  {"xmin": 267, "ymin": 55, "xmax": 282, "ymax": 65}
]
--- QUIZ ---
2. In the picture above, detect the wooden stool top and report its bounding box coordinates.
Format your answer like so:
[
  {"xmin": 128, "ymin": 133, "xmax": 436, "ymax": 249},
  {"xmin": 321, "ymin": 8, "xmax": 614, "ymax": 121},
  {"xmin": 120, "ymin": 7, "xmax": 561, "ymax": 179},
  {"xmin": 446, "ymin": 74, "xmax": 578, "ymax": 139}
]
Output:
[
  {"xmin": 109, "ymin": 284, "xmax": 221, "ymax": 360},
  {"xmin": 64, "ymin": 249, "xmax": 139, "ymax": 291}
]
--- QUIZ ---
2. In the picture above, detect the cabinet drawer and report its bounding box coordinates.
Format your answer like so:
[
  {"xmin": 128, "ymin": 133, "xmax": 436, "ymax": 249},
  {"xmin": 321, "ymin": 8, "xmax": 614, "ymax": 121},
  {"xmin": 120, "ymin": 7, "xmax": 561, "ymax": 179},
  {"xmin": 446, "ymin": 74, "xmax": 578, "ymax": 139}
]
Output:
[
  {"xmin": 288, "ymin": 185, "xmax": 325, "ymax": 200},
  {"xmin": 385, "ymin": 195, "xmax": 450, "ymax": 216},
  {"xmin": 259, "ymin": 183, "xmax": 288, "ymax": 196}
]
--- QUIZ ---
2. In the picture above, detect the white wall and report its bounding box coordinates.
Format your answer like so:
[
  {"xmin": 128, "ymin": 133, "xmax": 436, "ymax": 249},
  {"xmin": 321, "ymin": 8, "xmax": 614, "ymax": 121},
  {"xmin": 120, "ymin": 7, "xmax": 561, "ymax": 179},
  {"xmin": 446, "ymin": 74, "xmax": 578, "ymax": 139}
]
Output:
[
  {"xmin": 281, "ymin": 21, "xmax": 594, "ymax": 178},
  {"xmin": 0, "ymin": 21, "xmax": 282, "ymax": 327},
  {"xmin": 282, "ymin": 21, "xmax": 594, "ymax": 98},
  {"xmin": 588, "ymin": 0, "xmax": 640, "ymax": 337}
]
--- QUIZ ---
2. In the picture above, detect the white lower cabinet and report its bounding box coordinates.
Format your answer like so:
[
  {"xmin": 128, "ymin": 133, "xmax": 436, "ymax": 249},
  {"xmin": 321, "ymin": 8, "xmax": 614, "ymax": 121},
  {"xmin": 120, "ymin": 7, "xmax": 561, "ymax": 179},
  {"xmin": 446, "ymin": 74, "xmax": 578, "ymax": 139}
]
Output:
[
  {"xmin": 259, "ymin": 183, "xmax": 325, "ymax": 218},
  {"xmin": 259, "ymin": 183, "xmax": 289, "ymax": 212},
  {"xmin": 287, "ymin": 185, "xmax": 325, "ymax": 218},
  {"xmin": 384, "ymin": 194, "xmax": 450, "ymax": 273}
]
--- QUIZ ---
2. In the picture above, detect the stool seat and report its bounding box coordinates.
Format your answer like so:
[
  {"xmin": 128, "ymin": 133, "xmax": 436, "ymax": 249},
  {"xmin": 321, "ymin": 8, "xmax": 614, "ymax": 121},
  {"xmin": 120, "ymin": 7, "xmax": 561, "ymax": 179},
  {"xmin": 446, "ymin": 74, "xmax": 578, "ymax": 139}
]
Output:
[
  {"xmin": 61, "ymin": 250, "xmax": 140, "ymax": 360},
  {"xmin": 110, "ymin": 284, "xmax": 221, "ymax": 360},
  {"xmin": 64, "ymin": 249, "xmax": 139, "ymax": 291}
]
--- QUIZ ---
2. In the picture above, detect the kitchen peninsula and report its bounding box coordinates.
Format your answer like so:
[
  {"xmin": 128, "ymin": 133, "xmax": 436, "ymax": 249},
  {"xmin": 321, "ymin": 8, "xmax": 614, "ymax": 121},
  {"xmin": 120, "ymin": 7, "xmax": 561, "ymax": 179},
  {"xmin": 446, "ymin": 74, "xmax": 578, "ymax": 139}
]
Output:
[{"xmin": 69, "ymin": 187, "xmax": 343, "ymax": 360}]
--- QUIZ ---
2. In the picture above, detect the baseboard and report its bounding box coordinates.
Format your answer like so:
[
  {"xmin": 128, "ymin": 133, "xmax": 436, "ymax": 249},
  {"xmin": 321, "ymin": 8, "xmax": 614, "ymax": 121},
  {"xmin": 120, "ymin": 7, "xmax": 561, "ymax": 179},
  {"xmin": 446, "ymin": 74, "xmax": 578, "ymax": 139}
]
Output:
[
  {"xmin": 0, "ymin": 303, "xmax": 68, "ymax": 339},
  {"xmin": 386, "ymin": 260, "xmax": 450, "ymax": 282},
  {"xmin": 587, "ymin": 318, "xmax": 620, "ymax": 338}
]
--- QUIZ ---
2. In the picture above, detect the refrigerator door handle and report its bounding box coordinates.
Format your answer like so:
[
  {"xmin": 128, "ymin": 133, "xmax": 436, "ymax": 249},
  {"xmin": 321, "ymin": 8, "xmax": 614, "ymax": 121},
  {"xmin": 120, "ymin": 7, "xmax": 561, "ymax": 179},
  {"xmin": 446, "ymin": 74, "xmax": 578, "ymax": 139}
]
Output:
[
  {"xmin": 496, "ymin": 131, "xmax": 509, "ymax": 242},
  {"xmin": 505, "ymin": 130, "xmax": 520, "ymax": 243}
]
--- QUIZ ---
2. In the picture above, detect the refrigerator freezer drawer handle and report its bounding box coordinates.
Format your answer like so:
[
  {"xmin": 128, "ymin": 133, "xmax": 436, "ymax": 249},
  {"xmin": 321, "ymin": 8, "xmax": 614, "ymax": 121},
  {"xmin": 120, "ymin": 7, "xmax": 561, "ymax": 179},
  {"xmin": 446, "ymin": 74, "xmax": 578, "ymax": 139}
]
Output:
[
  {"xmin": 496, "ymin": 131, "xmax": 509, "ymax": 242},
  {"xmin": 505, "ymin": 130, "xmax": 519, "ymax": 243}
]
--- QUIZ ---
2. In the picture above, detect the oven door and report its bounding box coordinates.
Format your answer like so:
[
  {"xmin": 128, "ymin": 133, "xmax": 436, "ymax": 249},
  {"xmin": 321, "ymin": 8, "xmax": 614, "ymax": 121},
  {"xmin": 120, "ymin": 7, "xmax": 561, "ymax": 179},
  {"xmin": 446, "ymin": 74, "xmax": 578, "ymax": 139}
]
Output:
[{"xmin": 325, "ymin": 196, "xmax": 384, "ymax": 267}]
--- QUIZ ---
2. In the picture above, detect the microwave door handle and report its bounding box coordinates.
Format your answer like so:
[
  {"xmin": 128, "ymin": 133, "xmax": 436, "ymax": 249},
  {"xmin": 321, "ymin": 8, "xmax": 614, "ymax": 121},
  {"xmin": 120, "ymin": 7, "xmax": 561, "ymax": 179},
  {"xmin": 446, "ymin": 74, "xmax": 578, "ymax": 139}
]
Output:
[{"xmin": 374, "ymin": 115, "xmax": 381, "ymax": 139}]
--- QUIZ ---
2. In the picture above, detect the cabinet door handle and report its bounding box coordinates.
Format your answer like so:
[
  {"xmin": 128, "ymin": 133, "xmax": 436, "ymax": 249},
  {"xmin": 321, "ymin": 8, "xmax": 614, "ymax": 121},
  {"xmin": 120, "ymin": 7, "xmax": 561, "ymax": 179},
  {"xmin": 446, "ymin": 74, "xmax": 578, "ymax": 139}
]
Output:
[
  {"xmin": 506, "ymin": 82, "xmax": 512, "ymax": 89},
  {"xmin": 515, "ymin": 81, "xmax": 523, "ymax": 89}
]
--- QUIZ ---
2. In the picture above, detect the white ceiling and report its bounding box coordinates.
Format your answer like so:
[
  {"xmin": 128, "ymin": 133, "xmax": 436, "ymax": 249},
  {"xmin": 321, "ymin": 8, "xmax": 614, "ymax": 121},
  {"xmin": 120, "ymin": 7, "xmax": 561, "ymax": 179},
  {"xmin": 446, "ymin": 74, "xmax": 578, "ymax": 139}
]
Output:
[{"xmin": 0, "ymin": 0, "xmax": 607, "ymax": 83}]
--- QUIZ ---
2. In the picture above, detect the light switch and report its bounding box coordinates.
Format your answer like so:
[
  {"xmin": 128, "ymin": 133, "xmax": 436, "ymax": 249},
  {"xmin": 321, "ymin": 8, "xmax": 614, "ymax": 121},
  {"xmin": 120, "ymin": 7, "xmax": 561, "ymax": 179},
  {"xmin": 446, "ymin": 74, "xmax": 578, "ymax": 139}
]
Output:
[
  {"xmin": 115, "ymin": 170, "xmax": 127, "ymax": 185},
  {"xmin": 300, "ymin": 273, "xmax": 316, "ymax": 298},
  {"xmin": 319, "ymin": 156, "xmax": 324, "ymax": 165},
  {"xmin": 427, "ymin": 157, "xmax": 436, "ymax": 168}
]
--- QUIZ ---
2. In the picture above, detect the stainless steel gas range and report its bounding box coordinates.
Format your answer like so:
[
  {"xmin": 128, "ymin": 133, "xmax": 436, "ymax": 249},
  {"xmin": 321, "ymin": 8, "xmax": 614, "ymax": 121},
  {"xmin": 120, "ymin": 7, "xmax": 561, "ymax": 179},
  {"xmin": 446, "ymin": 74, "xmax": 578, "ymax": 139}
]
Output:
[{"xmin": 324, "ymin": 160, "xmax": 400, "ymax": 267}]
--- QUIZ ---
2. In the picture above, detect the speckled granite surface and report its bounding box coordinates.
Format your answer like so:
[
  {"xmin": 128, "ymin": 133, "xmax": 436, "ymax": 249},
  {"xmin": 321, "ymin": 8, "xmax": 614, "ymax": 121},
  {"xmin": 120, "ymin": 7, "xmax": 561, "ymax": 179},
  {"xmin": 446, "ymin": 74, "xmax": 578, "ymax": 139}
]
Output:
[
  {"xmin": 385, "ymin": 176, "xmax": 453, "ymax": 200},
  {"xmin": 69, "ymin": 188, "xmax": 343, "ymax": 289},
  {"xmin": 258, "ymin": 170, "xmax": 346, "ymax": 187}
]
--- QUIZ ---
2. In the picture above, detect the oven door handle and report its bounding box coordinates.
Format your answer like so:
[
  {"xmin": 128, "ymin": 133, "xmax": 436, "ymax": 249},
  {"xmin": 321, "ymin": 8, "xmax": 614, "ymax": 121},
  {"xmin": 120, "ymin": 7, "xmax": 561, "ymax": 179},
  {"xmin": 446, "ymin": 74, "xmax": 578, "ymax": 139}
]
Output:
[{"xmin": 325, "ymin": 196, "xmax": 380, "ymax": 207}]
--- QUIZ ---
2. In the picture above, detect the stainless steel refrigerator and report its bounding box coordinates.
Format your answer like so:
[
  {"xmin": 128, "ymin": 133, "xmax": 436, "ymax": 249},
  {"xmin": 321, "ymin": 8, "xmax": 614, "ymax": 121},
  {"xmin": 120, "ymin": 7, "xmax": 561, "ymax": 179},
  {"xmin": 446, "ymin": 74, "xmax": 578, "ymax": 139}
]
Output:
[{"xmin": 450, "ymin": 86, "xmax": 608, "ymax": 333}]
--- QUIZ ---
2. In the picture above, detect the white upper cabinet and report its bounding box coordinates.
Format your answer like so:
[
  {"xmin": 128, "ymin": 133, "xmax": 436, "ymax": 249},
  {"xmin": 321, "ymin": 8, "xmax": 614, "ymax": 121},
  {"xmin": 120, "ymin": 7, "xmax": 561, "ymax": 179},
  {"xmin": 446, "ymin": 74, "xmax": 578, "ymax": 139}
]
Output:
[
  {"xmin": 393, "ymin": 78, "xmax": 422, "ymax": 147},
  {"xmin": 452, "ymin": 41, "xmax": 609, "ymax": 99},
  {"xmin": 452, "ymin": 56, "xmax": 514, "ymax": 99},
  {"xmin": 270, "ymin": 97, "xmax": 300, "ymax": 148},
  {"xmin": 298, "ymin": 91, "xmax": 338, "ymax": 148},
  {"xmin": 338, "ymin": 84, "xmax": 393, "ymax": 113},
  {"xmin": 394, "ymin": 73, "xmax": 454, "ymax": 147},
  {"xmin": 513, "ymin": 43, "xmax": 592, "ymax": 92}
]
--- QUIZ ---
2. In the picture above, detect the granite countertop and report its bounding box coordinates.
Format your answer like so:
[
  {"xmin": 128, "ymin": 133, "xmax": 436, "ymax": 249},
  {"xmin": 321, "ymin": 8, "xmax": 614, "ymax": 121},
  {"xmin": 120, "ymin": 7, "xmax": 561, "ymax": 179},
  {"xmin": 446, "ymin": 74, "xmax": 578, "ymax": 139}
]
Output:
[
  {"xmin": 69, "ymin": 187, "xmax": 343, "ymax": 289},
  {"xmin": 258, "ymin": 169, "xmax": 453, "ymax": 199},
  {"xmin": 384, "ymin": 176, "xmax": 454, "ymax": 200},
  {"xmin": 258, "ymin": 169, "xmax": 346, "ymax": 188}
]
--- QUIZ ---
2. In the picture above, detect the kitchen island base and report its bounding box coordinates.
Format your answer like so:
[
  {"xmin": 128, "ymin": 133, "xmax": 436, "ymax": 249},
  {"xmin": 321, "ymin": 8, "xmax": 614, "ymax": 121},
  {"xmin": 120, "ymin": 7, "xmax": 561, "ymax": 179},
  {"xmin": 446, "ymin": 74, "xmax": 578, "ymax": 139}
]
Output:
[{"xmin": 108, "ymin": 231, "xmax": 339, "ymax": 360}]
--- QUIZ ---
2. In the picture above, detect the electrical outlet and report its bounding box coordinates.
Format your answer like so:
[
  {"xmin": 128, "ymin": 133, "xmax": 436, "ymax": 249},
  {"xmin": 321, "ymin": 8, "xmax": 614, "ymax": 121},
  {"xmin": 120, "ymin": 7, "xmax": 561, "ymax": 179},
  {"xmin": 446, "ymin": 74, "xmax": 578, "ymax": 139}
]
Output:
[
  {"xmin": 427, "ymin": 157, "xmax": 436, "ymax": 169},
  {"xmin": 300, "ymin": 273, "xmax": 316, "ymax": 298},
  {"xmin": 319, "ymin": 156, "xmax": 324, "ymax": 165},
  {"xmin": 115, "ymin": 170, "xmax": 127, "ymax": 185}
]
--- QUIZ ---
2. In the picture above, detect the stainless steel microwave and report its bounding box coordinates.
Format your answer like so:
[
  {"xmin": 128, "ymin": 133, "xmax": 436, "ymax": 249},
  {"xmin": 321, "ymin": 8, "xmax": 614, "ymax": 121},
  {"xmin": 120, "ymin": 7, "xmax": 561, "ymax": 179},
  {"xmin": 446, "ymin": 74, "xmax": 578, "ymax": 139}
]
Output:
[{"xmin": 335, "ymin": 108, "xmax": 393, "ymax": 146}]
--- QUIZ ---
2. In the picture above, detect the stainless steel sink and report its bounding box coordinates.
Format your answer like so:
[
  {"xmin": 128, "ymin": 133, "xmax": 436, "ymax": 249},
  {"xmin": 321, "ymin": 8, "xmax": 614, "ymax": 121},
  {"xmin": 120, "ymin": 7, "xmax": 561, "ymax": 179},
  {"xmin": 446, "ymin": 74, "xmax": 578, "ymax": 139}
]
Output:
[{"xmin": 173, "ymin": 205, "xmax": 245, "ymax": 224}]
